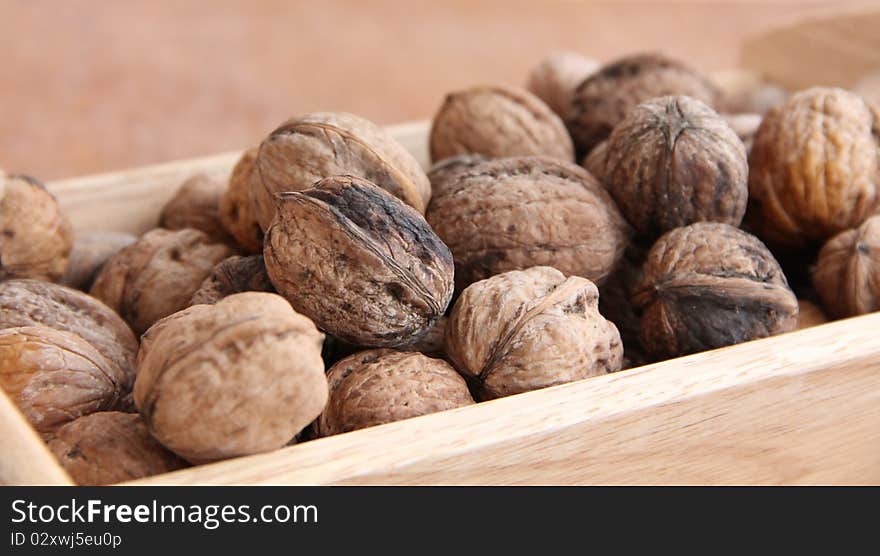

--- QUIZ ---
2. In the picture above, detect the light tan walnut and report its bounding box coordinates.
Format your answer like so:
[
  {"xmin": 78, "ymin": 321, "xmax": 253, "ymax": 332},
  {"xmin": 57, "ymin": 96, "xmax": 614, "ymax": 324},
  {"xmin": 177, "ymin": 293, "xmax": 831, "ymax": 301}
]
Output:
[
  {"xmin": 159, "ymin": 174, "xmax": 233, "ymax": 244},
  {"xmin": 812, "ymin": 215, "xmax": 880, "ymax": 318},
  {"xmin": 219, "ymin": 148, "xmax": 264, "ymax": 253},
  {"xmin": 526, "ymin": 51, "xmax": 599, "ymax": 119}
]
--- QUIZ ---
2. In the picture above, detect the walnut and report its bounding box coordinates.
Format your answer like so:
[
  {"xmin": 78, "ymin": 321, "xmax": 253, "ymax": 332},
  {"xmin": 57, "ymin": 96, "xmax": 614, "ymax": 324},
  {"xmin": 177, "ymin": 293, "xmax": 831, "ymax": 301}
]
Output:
[
  {"xmin": 581, "ymin": 139, "xmax": 608, "ymax": 180},
  {"xmin": 526, "ymin": 51, "xmax": 599, "ymax": 119},
  {"xmin": 598, "ymin": 243, "xmax": 649, "ymax": 368},
  {"xmin": 633, "ymin": 223, "xmax": 798, "ymax": 360},
  {"xmin": 399, "ymin": 315, "xmax": 447, "ymax": 358},
  {"xmin": 265, "ymin": 175, "xmax": 453, "ymax": 348},
  {"xmin": 812, "ymin": 215, "xmax": 880, "ymax": 318},
  {"xmin": 315, "ymin": 349, "xmax": 473, "ymax": 437},
  {"xmin": 0, "ymin": 174, "xmax": 73, "ymax": 282},
  {"xmin": 61, "ymin": 231, "xmax": 136, "ymax": 291},
  {"xmin": 255, "ymin": 112, "xmax": 430, "ymax": 230},
  {"xmin": 219, "ymin": 148, "xmax": 264, "ymax": 253},
  {"xmin": 0, "ymin": 326, "xmax": 126, "ymax": 434},
  {"xmin": 748, "ymin": 87, "xmax": 880, "ymax": 249},
  {"xmin": 430, "ymin": 85, "xmax": 574, "ymax": 163},
  {"xmin": 47, "ymin": 412, "xmax": 187, "ymax": 485},
  {"xmin": 797, "ymin": 299, "xmax": 828, "ymax": 330},
  {"xmin": 189, "ymin": 254, "xmax": 274, "ymax": 305},
  {"xmin": 722, "ymin": 113, "xmax": 762, "ymax": 153},
  {"xmin": 91, "ymin": 228, "xmax": 234, "ymax": 336},
  {"xmin": 0, "ymin": 279, "xmax": 138, "ymax": 394},
  {"xmin": 159, "ymin": 174, "xmax": 233, "ymax": 244},
  {"xmin": 446, "ymin": 267, "xmax": 622, "ymax": 400},
  {"xmin": 427, "ymin": 153, "xmax": 487, "ymax": 198},
  {"xmin": 426, "ymin": 156, "xmax": 629, "ymax": 293},
  {"xmin": 567, "ymin": 53, "xmax": 720, "ymax": 157},
  {"xmin": 134, "ymin": 292, "xmax": 327, "ymax": 463},
  {"xmin": 602, "ymin": 96, "xmax": 748, "ymax": 239}
]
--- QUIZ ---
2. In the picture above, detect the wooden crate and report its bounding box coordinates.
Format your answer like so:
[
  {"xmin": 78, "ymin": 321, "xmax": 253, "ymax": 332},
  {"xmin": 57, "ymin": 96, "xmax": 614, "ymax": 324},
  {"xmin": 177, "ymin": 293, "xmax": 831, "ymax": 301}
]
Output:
[{"xmin": 2, "ymin": 9, "xmax": 880, "ymax": 486}]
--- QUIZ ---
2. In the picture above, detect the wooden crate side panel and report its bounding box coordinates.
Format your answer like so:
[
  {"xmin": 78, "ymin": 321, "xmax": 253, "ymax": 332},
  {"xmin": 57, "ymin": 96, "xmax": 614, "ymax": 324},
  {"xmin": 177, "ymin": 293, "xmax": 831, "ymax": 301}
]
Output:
[{"xmin": 0, "ymin": 391, "xmax": 73, "ymax": 486}]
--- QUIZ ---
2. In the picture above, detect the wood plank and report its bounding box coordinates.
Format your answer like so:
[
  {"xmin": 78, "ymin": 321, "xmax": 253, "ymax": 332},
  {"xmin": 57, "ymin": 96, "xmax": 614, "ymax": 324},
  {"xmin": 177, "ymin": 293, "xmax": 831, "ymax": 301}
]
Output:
[
  {"xmin": 0, "ymin": 392, "xmax": 74, "ymax": 486},
  {"xmin": 126, "ymin": 313, "xmax": 880, "ymax": 486}
]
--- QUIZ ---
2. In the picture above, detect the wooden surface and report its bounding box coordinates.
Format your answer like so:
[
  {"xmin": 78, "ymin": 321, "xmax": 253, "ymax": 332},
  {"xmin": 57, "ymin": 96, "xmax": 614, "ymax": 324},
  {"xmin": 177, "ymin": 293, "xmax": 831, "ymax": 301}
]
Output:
[
  {"xmin": 0, "ymin": 0, "xmax": 847, "ymax": 181},
  {"xmin": 128, "ymin": 313, "xmax": 880, "ymax": 485},
  {"xmin": 0, "ymin": 392, "xmax": 73, "ymax": 486}
]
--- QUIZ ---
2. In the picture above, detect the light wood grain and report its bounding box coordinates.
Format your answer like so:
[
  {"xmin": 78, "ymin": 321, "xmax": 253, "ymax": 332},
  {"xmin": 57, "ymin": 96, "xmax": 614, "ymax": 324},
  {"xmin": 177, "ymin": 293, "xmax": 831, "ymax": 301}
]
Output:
[
  {"xmin": 125, "ymin": 314, "xmax": 880, "ymax": 486},
  {"xmin": 0, "ymin": 392, "xmax": 73, "ymax": 486}
]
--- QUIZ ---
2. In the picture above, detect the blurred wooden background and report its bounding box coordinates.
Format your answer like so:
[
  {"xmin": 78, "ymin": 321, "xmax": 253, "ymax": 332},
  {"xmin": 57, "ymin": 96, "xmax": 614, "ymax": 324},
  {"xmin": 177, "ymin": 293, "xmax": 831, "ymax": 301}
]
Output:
[{"xmin": 0, "ymin": 0, "xmax": 863, "ymax": 180}]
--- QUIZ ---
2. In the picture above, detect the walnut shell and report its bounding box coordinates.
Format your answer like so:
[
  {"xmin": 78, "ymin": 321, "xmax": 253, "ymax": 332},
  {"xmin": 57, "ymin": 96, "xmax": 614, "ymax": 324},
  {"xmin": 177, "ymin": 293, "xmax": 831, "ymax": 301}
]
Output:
[
  {"xmin": 61, "ymin": 231, "xmax": 136, "ymax": 291},
  {"xmin": 0, "ymin": 174, "xmax": 73, "ymax": 282},
  {"xmin": 581, "ymin": 139, "xmax": 608, "ymax": 181},
  {"xmin": 255, "ymin": 112, "xmax": 430, "ymax": 230},
  {"xmin": 426, "ymin": 156, "xmax": 630, "ymax": 292},
  {"xmin": 0, "ymin": 326, "xmax": 125, "ymax": 434},
  {"xmin": 446, "ymin": 267, "xmax": 623, "ymax": 400},
  {"xmin": 602, "ymin": 96, "xmax": 748, "ymax": 239},
  {"xmin": 219, "ymin": 148, "xmax": 264, "ymax": 253},
  {"xmin": 91, "ymin": 228, "xmax": 234, "ymax": 336},
  {"xmin": 0, "ymin": 279, "xmax": 138, "ymax": 393},
  {"xmin": 748, "ymin": 87, "xmax": 880, "ymax": 249},
  {"xmin": 797, "ymin": 299, "xmax": 828, "ymax": 330},
  {"xmin": 134, "ymin": 292, "xmax": 327, "ymax": 463},
  {"xmin": 399, "ymin": 315, "xmax": 447, "ymax": 358},
  {"xmin": 316, "ymin": 349, "xmax": 473, "ymax": 437},
  {"xmin": 633, "ymin": 223, "xmax": 798, "ymax": 360},
  {"xmin": 526, "ymin": 51, "xmax": 599, "ymax": 119},
  {"xmin": 265, "ymin": 175, "xmax": 454, "ymax": 347},
  {"xmin": 598, "ymin": 243, "xmax": 649, "ymax": 368},
  {"xmin": 567, "ymin": 53, "xmax": 720, "ymax": 157},
  {"xmin": 47, "ymin": 411, "xmax": 187, "ymax": 485},
  {"xmin": 427, "ymin": 153, "xmax": 488, "ymax": 198},
  {"xmin": 159, "ymin": 174, "xmax": 233, "ymax": 244},
  {"xmin": 430, "ymin": 85, "xmax": 574, "ymax": 163},
  {"xmin": 812, "ymin": 215, "xmax": 880, "ymax": 318},
  {"xmin": 189, "ymin": 254, "xmax": 274, "ymax": 305}
]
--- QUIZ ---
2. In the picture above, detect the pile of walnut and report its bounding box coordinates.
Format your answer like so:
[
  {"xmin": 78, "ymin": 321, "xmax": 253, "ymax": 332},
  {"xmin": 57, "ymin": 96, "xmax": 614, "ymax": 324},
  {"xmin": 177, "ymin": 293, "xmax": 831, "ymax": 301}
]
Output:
[{"xmin": 2, "ymin": 50, "xmax": 879, "ymax": 485}]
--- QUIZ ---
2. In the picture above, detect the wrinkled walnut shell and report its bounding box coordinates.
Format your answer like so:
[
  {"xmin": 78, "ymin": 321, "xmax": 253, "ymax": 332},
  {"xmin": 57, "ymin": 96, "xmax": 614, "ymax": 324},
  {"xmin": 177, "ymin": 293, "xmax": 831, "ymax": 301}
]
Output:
[
  {"xmin": 61, "ymin": 231, "xmax": 137, "ymax": 291},
  {"xmin": 634, "ymin": 223, "xmax": 798, "ymax": 360},
  {"xmin": 255, "ymin": 112, "xmax": 430, "ymax": 230},
  {"xmin": 602, "ymin": 96, "xmax": 748, "ymax": 238},
  {"xmin": 265, "ymin": 175, "xmax": 454, "ymax": 347},
  {"xmin": 426, "ymin": 156, "xmax": 630, "ymax": 292},
  {"xmin": 0, "ymin": 326, "xmax": 125, "ymax": 434},
  {"xmin": 748, "ymin": 87, "xmax": 880, "ymax": 249},
  {"xmin": 526, "ymin": 51, "xmax": 599, "ymax": 119},
  {"xmin": 812, "ymin": 215, "xmax": 880, "ymax": 318},
  {"xmin": 219, "ymin": 148, "xmax": 264, "ymax": 253},
  {"xmin": 135, "ymin": 292, "xmax": 327, "ymax": 463},
  {"xmin": 567, "ymin": 53, "xmax": 719, "ymax": 157},
  {"xmin": 446, "ymin": 266, "xmax": 623, "ymax": 400},
  {"xmin": 0, "ymin": 279, "xmax": 138, "ymax": 393},
  {"xmin": 189, "ymin": 254, "xmax": 274, "ymax": 305},
  {"xmin": 598, "ymin": 243, "xmax": 649, "ymax": 368},
  {"xmin": 430, "ymin": 85, "xmax": 574, "ymax": 163},
  {"xmin": 159, "ymin": 173, "xmax": 233, "ymax": 244},
  {"xmin": 316, "ymin": 349, "xmax": 473, "ymax": 437},
  {"xmin": 0, "ymin": 174, "xmax": 73, "ymax": 282},
  {"xmin": 47, "ymin": 411, "xmax": 187, "ymax": 485},
  {"xmin": 399, "ymin": 315, "xmax": 448, "ymax": 358},
  {"xmin": 427, "ymin": 154, "xmax": 488, "ymax": 198},
  {"xmin": 91, "ymin": 228, "xmax": 234, "ymax": 336}
]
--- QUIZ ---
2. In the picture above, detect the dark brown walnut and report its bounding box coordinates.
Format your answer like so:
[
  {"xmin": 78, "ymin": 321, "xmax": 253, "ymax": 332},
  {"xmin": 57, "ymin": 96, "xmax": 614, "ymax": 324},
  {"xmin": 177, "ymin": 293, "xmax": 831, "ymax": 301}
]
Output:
[
  {"xmin": 219, "ymin": 148, "xmax": 264, "ymax": 253},
  {"xmin": 0, "ymin": 326, "xmax": 125, "ymax": 434},
  {"xmin": 446, "ymin": 267, "xmax": 623, "ymax": 400},
  {"xmin": 265, "ymin": 175, "xmax": 454, "ymax": 348},
  {"xmin": 427, "ymin": 154, "xmax": 487, "ymax": 198},
  {"xmin": 633, "ymin": 223, "xmax": 798, "ymax": 360},
  {"xmin": 430, "ymin": 85, "xmax": 574, "ymax": 163},
  {"xmin": 0, "ymin": 174, "xmax": 73, "ymax": 282},
  {"xmin": 598, "ymin": 243, "xmax": 649, "ymax": 368},
  {"xmin": 47, "ymin": 412, "xmax": 187, "ymax": 485},
  {"xmin": 426, "ymin": 156, "xmax": 630, "ymax": 293},
  {"xmin": 61, "ymin": 231, "xmax": 136, "ymax": 291},
  {"xmin": 722, "ymin": 113, "xmax": 762, "ymax": 153},
  {"xmin": 748, "ymin": 87, "xmax": 880, "ymax": 249},
  {"xmin": 255, "ymin": 112, "xmax": 430, "ymax": 230},
  {"xmin": 189, "ymin": 254, "xmax": 274, "ymax": 305},
  {"xmin": 399, "ymin": 315, "xmax": 447, "ymax": 358},
  {"xmin": 602, "ymin": 96, "xmax": 748, "ymax": 239},
  {"xmin": 812, "ymin": 215, "xmax": 880, "ymax": 318},
  {"xmin": 315, "ymin": 349, "xmax": 473, "ymax": 437},
  {"xmin": 797, "ymin": 299, "xmax": 828, "ymax": 330},
  {"xmin": 0, "ymin": 279, "xmax": 138, "ymax": 394},
  {"xmin": 159, "ymin": 174, "xmax": 233, "ymax": 244},
  {"xmin": 526, "ymin": 51, "xmax": 598, "ymax": 120},
  {"xmin": 135, "ymin": 292, "xmax": 327, "ymax": 463},
  {"xmin": 91, "ymin": 228, "xmax": 234, "ymax": 336},
  {"xmin": 567, "ymin": 53, "xmax": 720, "ymax": 157}
]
